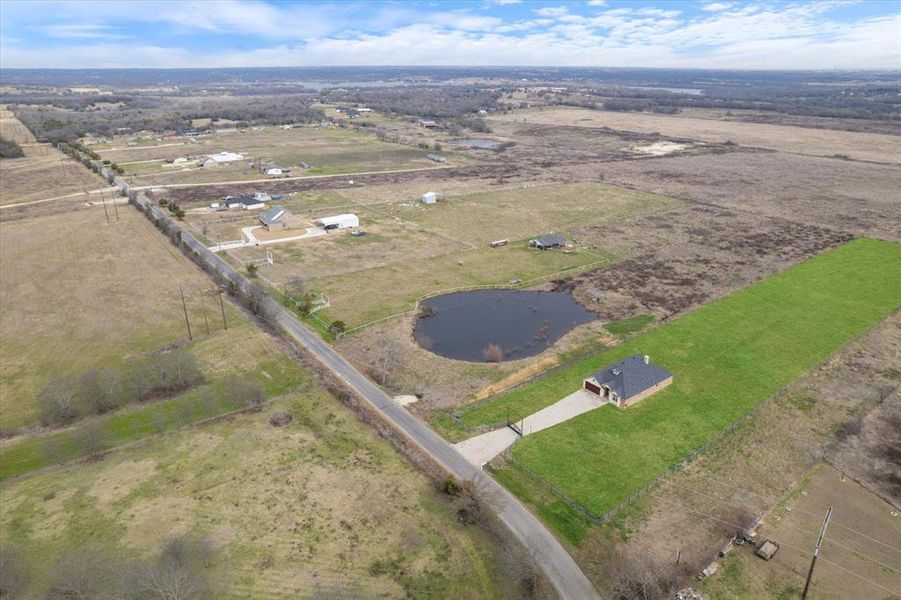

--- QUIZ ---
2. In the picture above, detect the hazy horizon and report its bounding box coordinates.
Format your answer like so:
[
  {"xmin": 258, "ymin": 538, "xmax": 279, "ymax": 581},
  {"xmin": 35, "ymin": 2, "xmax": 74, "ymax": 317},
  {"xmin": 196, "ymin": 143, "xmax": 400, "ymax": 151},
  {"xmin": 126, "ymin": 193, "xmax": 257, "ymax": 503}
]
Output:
[{"xmin": 1, "ymin": 0, "xmax": 898, "ymax": 70}]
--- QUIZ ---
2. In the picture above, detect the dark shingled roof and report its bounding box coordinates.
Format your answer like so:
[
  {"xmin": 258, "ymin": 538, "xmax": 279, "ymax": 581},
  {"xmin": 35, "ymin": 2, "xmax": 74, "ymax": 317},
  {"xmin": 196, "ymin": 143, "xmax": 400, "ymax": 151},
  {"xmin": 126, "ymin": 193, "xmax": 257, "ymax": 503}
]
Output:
[
  {"xmin": 588, "ymin": 355, "xmax": 671, "ymax": 401},
  {"xmin": 534, "ymin": 234, "xmax": 566, "ymax": 247}
]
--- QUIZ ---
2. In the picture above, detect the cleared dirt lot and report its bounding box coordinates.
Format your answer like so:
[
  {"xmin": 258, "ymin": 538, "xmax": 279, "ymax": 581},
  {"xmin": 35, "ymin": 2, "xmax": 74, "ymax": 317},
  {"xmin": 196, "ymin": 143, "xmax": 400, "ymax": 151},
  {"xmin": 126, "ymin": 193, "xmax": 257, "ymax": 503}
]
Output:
[
  {"xmin": 583, "ymin": 150, "xmax": 901, "ymax": 242},
  {"xmin": 491, "ymin": 107, "xmax": 901, "ymax": 164}
]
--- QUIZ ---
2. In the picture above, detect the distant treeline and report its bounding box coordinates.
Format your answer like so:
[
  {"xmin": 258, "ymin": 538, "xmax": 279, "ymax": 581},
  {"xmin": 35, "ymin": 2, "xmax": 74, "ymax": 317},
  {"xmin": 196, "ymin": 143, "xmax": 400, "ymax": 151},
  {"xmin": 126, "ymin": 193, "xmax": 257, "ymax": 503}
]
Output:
[
  {"xmin": 5, "ymin": 94, "xmax": 325, "ymax": 142},
  {"xmin": 322, "ymin": 86, "xmax": 502, "ymax": 118},
  {"xmin": 580, "ymin": 84, "xmax": 901, "ymax": 120},
  {"xmin": 2, "ymin": 66, "xmax": 899, "ymax": 88}
]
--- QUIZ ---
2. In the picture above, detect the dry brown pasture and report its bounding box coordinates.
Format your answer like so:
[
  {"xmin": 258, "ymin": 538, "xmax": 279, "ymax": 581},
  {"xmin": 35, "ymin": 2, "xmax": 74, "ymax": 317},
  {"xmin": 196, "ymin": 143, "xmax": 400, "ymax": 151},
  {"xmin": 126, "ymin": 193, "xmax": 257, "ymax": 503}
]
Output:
[
  {"xmin": 484, "ymin": 119, "xmax": 722, "ymax": 167},
  {"xmin": 0, "ymin": 107, "xmax": 36, "ymax": 143},
  {"xmin": 0, "ymin": 370, "xmax": 521, "ymax": 599},
  {"xmin": 1, "ymin": 111, "xmax": 109, "ymax": 210},
  {"xmin": 582, "ymin": 150, "xmax": 901, "ymax": 242},
  {"xmin": 0, "ymin": 205, "xmax": 230, "ymax": 430},
  {"xmin": 102, "ymin": 126, "xmax": 443, "ymax": 186},
  {"xmin": 335, "ymin": 314, "xmax": 614, "ymax": 413},
  {"xmin": 490, "ymin": 107, "xmax": 901, "ymax": 164},
  {"xmin": 232, "ymin": 211, "xmax": 462, "ymax": 282},
  {"xmin": 564, "ymin": 204, "xmax": 854, "ymax": 320},
  {"xmin": 574, "ymin": 311, "xmax": 901, "ymax": 599}
]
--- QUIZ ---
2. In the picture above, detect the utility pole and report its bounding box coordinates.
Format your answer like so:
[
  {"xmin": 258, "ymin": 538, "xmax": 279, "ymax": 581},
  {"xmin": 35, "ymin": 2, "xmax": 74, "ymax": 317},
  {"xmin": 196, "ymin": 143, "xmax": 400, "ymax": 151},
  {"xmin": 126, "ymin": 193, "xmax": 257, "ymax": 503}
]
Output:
[
  {"xmin": 203, "ymin": 312, "xmax": 210, "ymax": 335},
  {"xmin": 180, "ymin": 285, "xmax": 193, "ymax": 342},
  {"xmin": 218, "ymin": 288, "xmax": 228, "ymax": 330},
  {"xmin": 111, "ymin": 192, "xmax": 120, "ymax": 222},
  {"xmin": 668, "ymin": 548, "xmax": 682, "ymax": 599},
  {"xmin": 802, "ymin": 507, "xmax": 833, "ymax": 600},
  {"xmin": 100, "ymin": 191, "xmax": 111, "ymax": 224}
]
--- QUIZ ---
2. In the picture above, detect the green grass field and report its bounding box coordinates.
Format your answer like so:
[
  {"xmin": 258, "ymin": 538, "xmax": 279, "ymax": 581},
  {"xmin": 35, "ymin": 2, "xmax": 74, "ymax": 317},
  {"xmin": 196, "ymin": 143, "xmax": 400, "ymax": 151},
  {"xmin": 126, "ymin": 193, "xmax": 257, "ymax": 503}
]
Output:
[{"xmin": 479, "ymin": 239, "xmax": 900, "ymax": 525}]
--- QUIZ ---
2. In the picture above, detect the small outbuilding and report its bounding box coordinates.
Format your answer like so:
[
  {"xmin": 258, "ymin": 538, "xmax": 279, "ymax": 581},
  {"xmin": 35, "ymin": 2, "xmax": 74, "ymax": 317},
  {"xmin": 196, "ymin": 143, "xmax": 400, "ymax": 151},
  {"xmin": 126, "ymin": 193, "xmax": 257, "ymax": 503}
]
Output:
[
  {"xmin": 421, "ymin": 191, "xmax": 437, "ymax": 204},
  {"xmin": 755, "ymin": 541, "xmax": 780, "ymax": 561},
  {"xmin": 259, "ymin": 206, "xmax": 302, "ymax": 231},
  {"xmin": 427, "ymin": 153, "xmax": 446, "ymax": 163},
  {"xmin": 583, "ymin": 355, "xmax": 673, "ymax": 408},
  {"xmin": 206, "ymin": 151, "xmax": 244, "ymax": 163},
  {"xmin": 316, "ymin": 213, "xmax": 359, "ymax": 230},
  {"xmin": 530, "ymin": 234, "xmax": 566, "ymax": 250},
  {"xmin": 418, "ymin": 119, "xmax": 437, "ymax": 128},
  {"xmin": 260, "ymin": 162, "xmax": 285, "ymax": 176},
  {"xmin": 223, "ymin": 195, "xmax": 266, "ymax": 210}
]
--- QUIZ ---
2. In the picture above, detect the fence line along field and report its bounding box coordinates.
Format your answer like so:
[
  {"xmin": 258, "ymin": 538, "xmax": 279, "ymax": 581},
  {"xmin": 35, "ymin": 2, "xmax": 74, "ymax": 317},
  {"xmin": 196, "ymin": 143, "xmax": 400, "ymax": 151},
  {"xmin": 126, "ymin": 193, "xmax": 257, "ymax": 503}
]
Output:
[
  {"xmin": 0, "ymin": 205, "xmax": 246, "ymax": 431},
  {"xmin": 98, "ymin": 126, "xmax": 453, "ymax": 187},
  {"xmin": 489, "ymin": 107, "xmax": 901, "ymax": 164},
  {"xmin": 1, "ymin": 109, "xmax": 110, "ymax": 207},
  {"xmin": 0, "ymin": 344, "xmax": 520, "ymax": 599},
  {"xmin": 477, "ymin": 238, "xmax": 901, "ymax": 527},
  {"xmin": 232, "ymin": 181, "xmax": 680, "ymax": 328}
]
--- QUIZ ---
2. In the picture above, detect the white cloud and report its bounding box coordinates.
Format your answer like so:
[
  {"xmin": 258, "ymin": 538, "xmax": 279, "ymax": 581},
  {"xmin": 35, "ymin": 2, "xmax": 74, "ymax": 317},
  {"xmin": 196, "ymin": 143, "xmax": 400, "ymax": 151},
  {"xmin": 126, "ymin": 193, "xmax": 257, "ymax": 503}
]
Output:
[
  {"xmin": 534, "ymin": 6, "xmax": 569, "ymax": 18},
  {"xmin": 587, "ymin": 0, "xmax": 606, "ymax": 6},
  {"xmin": 702, "ymin": 2, "xmax": 732, "ymax": 11},
  {"xmin": 0, "ymin": 0, "xmax": 896, "ymax": 70},
  {"xmin": 41, "ymin": 23, "xmax": 125, "ymax": 39}
]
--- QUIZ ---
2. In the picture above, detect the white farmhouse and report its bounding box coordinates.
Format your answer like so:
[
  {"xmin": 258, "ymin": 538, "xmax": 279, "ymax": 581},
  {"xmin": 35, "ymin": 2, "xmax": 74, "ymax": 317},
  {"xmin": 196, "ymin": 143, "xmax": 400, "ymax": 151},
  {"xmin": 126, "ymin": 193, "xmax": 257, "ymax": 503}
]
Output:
[{"xmin": 421, "ymin": 191, "xmax": 437, "ymax": 204}]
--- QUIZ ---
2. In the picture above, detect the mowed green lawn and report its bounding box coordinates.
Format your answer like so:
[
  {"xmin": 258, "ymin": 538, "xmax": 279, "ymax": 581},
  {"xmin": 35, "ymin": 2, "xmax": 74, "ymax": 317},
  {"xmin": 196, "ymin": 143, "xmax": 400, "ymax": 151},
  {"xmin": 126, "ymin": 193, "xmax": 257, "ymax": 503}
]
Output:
[{"xmin": 482, "ymin": 238, "xmax": 900, "ymax": 518}]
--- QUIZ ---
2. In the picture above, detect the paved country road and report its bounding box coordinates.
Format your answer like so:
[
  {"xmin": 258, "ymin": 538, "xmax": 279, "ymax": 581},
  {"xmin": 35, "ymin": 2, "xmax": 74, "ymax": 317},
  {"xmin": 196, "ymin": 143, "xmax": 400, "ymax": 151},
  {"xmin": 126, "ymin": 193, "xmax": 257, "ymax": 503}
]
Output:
[
  {"xmin": 273, "ymin": 310, "xmax": 600, "ymax": 600},
  {"xmin": 107, "ymin": 164, "xmax": 599, "ymax": 600}
]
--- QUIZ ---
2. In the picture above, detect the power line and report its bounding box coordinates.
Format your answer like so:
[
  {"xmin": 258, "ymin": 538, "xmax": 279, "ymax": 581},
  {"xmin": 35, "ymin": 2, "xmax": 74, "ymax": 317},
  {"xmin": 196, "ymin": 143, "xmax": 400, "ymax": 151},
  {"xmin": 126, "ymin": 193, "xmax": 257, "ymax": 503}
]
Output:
[
  {"xmin": 650, "ymin": 494, "xmax": 900, "ymax": 597},
  {"xmin": 688, "ymin": 473, "xmax": 901, "ymax": 554},
  {"xmin": 664, "ymin": 480, "xmax": 901, "ymax": 570}
]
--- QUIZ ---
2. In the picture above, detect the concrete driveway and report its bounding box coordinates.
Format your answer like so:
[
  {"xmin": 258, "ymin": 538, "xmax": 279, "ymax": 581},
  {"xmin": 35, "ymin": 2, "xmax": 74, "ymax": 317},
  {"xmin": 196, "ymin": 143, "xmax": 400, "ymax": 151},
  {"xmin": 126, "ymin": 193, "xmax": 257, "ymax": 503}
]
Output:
[{"xmin": 453, "ymin": 389, "xmax": 608, "ymax": 466}]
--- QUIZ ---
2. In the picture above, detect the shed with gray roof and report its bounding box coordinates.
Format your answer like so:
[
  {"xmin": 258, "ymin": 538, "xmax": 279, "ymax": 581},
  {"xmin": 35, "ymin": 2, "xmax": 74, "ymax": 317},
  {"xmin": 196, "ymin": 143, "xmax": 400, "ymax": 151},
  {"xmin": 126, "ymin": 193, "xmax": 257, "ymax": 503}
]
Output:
[
  {"xmin": 530, "ymin": 234, "xmax": 567, "ymax": 250},
  {"xmin": 583, "ymin": 355, "xmax": 672, "ymax": 408}
]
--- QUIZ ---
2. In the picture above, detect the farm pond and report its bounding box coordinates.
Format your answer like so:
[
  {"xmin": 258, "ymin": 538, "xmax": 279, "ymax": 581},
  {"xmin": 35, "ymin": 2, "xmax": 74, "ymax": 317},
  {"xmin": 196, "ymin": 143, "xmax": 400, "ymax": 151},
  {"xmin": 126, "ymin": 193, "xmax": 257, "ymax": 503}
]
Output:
[
  {"xmin": 447, "ymin": 138, "xmax": 506, "ymax": 150},
  {"xmin": 413, "ymin": 289, "xmax": 595, "ymax": 362}
]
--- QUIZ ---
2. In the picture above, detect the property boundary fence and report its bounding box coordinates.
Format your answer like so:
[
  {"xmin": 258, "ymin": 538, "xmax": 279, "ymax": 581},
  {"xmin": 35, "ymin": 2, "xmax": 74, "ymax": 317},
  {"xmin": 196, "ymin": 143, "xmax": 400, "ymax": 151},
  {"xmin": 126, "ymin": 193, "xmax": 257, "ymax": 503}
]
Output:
[
  {"xmin": 338, "ymin": 256, "xmax": 612, "ymax": 338},
  {"xmin": 504, "ymin": 387, "xmax": 788, "ymax": 526}
]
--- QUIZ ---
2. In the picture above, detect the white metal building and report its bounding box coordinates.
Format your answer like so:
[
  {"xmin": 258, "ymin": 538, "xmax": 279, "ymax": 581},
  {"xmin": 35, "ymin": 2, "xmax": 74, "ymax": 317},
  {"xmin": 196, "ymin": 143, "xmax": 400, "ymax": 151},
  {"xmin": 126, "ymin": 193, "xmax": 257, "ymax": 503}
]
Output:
[
  {"xmin": 316, "ymin": 214, "xmax": 359, "ymax": 230},
  {"xmin": 421, "ymin": 191, "xmax": 437, "ymax": 204},
  {"xmin": 207, "ymin": 151, "xmax": 244, "ymax": 163}
]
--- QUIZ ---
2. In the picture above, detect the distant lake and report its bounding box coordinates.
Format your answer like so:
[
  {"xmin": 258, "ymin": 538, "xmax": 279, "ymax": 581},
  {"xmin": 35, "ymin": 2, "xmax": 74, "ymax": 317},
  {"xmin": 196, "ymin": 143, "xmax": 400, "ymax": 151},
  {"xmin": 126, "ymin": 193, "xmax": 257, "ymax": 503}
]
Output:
[
  {"xmin": 627, "ymin": 86, "xmax": 704, "ymax": 95},
  {"xmin": 413, "ymin": 290, "xmax": 595, "ymax": 362}
]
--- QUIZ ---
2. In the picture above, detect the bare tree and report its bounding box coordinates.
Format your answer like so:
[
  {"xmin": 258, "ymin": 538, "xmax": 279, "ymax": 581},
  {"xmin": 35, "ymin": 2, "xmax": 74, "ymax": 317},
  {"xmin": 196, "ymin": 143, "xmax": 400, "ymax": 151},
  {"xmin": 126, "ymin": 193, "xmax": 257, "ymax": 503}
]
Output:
[
  {"xmin": 44, "ymin": 548, "xmax": 116, "ymax": 600},
  {"xmin": 37, "ymin": 375, "xmax": 81, "ymax": 426},
  {"xmin": 369, "ymin": 339, "xmax": 406, "ymax": 386}
]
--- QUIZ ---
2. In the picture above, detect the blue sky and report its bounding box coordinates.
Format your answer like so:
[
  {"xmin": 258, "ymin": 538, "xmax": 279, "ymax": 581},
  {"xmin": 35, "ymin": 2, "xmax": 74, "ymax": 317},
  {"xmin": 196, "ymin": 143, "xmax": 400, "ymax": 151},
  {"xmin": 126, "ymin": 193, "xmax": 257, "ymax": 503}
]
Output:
[{"xmin": 0, "ymin": 1, "xmax": 898, "ymax": 69}]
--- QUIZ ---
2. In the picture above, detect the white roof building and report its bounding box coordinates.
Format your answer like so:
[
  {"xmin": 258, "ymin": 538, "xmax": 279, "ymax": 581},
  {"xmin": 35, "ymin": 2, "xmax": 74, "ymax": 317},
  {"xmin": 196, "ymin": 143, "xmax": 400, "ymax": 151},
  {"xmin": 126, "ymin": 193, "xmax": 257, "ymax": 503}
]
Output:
[
  {"xmin": 207, "ymin": 151, "xmax": 244, "ymax": 163},
  {"xmin": 316, "ymin": 214, "xmax": 359, "ymax": 230},
  {"xmin": 422, "ymin": 191, "xmax": 437, "ymax": 204}
]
